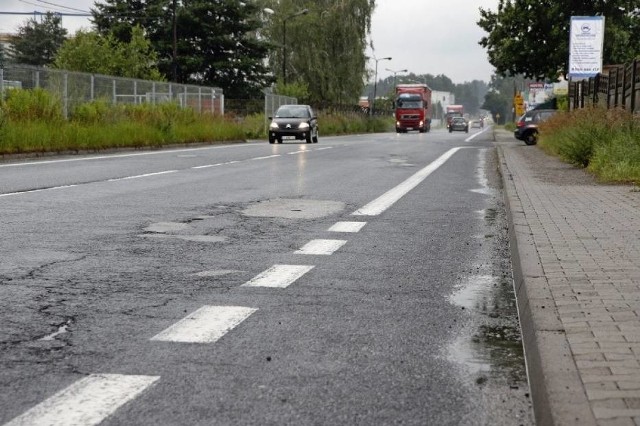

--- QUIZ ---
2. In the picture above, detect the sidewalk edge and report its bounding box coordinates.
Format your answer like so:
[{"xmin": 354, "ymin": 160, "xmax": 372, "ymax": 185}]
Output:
[{"xmin": 496, "ymin": 145, "xmax": 596, "ymax": 426}]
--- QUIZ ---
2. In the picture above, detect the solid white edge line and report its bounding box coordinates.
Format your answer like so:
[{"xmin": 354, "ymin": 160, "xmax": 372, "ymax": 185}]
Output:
[
  {"xmin": 294, "ymin": 239, "xmax": 347, "ymax": 255},
  {"xmin": 4, "ymin": 374, "xmax": 160, "ymax": 426},
  {"xmin": 465, "ymin": 125, "xmax": 492, "ymax": 142},
  {"xmin": 251, "ymin": 154, "xmax": 281, "ymax": 160},
  {"xmin": 150, "ymin": 305, "xmax": 257, "ymax": 343},
  {"xmin": 108, "ymin": 170, "xmax": 178, "ymax": 181},
  {"xmin": 352, "ymin": 147, "xmax": 463, "ymax": 216},
  {"xmin": 0, "ymin": 185, "xmax": 78, "ymax": 198},
  {"xmin": 192, "ymin": 163, "xmax": 223, "ymax": 169},
  {"xmin": 0, "ymin": 144, "xmax": 257, "ymax": 168},
  {"xmin": 242, "ymin": 264, "xmax": 315, "ymax": 288},
  {"xmin": 328, "ymin": 222, "xmax": 367, "ymax": 233}
]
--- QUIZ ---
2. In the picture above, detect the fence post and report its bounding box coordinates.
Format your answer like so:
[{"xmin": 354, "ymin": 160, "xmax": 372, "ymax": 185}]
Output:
[
  {"xmin": 134, "ymin": 80, "xmax": 138, "ymax": 105},
  {"xmin": 614, "ymin": 67, "xmax": 620, "ymax": 107},
  {"xmin": 623, "ymin": 64, "xmax": 629, "ymax": 109},
  {"xmin": 90, "ymin": 75, "xmax": 94, "ymax": 101},
  {"xmin": 211, "ymin": 89, "xmax": 214, "ymax": 114},
  {"xmin": 35, "ymin": 71, "xmax": 40, "ymax": 88},
  {"xmin": 198, "ymin": 87, "xmax": 202, "ymax": 113},
  {"xmin": 63, "ymin": 72, "xmax": 68, "ymax": 119},
  {"xmin": 631, "ymin": 59, "xmax": 638, "ymax": 114},
  {"xmin": 152, "ymin": 82, "xmax": 156, "ymax": 105},
  {"xmin": 0, "ymin": 68, "xmax": 4, "ymax": 101},
  {"xmin": 112, "ymin": 79, "xmax": 116, "ymax": 104}
]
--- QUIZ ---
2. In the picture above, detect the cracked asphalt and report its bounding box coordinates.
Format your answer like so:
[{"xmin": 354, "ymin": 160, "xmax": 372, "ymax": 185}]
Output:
[{"xmin": 0, "ymin": 130, "xmax": 533, "ymax": 425}]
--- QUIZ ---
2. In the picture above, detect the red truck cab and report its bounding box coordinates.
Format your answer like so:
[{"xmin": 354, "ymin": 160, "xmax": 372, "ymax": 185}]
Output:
[
  {"xmin": 394, "ymin": 84, "xmax": 432, "ymax": 133},
  {"xmin": 445, "ymin": 105, "xmax": 464, "ymax": 130}
]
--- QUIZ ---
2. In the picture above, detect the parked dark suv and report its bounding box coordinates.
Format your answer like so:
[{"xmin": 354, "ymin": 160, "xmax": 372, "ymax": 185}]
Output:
[
  {"xmin": 514, "ymin": 109, "xmax": 556, "ymax": 145},
  {"xmin": 268, "ymin": 104, "xmax": 318, "ymax": 144}
]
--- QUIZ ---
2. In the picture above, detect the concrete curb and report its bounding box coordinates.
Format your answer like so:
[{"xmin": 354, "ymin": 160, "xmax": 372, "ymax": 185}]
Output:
[{"xmin": 496, "ymin": 142, "xmax": 597, "ymax": 426}]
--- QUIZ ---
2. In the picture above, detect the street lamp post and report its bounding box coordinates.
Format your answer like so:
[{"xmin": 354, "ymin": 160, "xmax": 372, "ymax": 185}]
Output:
[
  {"xmin": 265, "ymin": 8, "xmax": 308, "ymax": 85},
  {"xmin": 385, "ymin": 68, "xmax": 408, "ymax": 89},
  {"xmin": 371, "ymin": 56, "xmax": 392, "ymax": 116}
]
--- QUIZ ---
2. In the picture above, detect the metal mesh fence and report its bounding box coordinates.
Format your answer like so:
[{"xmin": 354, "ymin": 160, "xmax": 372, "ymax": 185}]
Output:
[
  {"xmin": 0, "ymin": 64, "xmax": 224, "ymax": 119},
  {"xmin": 263, "ymin": 93, "xmax": 297, "ymax": 132}
]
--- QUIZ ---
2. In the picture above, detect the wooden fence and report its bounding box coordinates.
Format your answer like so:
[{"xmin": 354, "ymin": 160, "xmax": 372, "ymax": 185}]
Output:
[{"xmin": 569, "ymin": 59, "xmax": 640, "ymax": 112}]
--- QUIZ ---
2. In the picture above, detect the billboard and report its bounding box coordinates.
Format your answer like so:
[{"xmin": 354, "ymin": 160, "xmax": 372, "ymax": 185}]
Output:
[{"xmin": 568, "ymin": 16, "xmax": 605, "ymax": 78}]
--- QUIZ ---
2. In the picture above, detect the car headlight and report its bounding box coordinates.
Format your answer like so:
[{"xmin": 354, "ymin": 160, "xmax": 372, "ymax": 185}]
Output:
[
  {"xmin": 298, "ymin": 122, "xmax": 310, "ymax": 130},
  {"xmin": 269, "ymin": 121, "xmax": 278, "ymax": 130}
]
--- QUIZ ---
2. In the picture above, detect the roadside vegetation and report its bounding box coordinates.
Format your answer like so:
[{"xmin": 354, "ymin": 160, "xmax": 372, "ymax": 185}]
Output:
[
  {"xmin": 538, "ymin": 107, "xmax": 640, "ymax": 184},
  {"xmin": 0, "ymin": 88, "xmax": 392, "ymax": 156}
]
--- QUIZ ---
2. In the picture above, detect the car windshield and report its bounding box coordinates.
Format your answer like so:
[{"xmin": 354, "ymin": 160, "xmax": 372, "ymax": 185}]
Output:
[
  {"xmin": 453, "ymin": 118, "xmax": 465, "ymax": 122},
  {"xmin": 276, "ymin": 107, "xmax": 309, "ymax": 118}
]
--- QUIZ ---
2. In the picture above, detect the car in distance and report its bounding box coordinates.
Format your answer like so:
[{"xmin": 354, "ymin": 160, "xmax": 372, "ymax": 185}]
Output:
[
  {"xmin": 514, "ymin": 109, "xmax": 556, "ymax": 145},
  {"xmin": 268, "ymin": 104, "xmax": 318, "ymax": 144},
  {"xmin": 449, "ymin": 117, "xmax": 469, "ymax": 133}
]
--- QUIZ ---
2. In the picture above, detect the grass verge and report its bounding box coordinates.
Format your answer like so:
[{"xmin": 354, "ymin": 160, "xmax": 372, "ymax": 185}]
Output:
[
  {"xmin": 538, "ymin": 107, "xmax": 640, "ymax": 185},
  {"xmin": 0, "ymin": 90, "xmax": 394, "ymax": 156}
]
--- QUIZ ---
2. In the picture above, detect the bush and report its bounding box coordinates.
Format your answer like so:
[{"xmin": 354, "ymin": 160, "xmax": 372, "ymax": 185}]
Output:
[
  {"xmin": 539, "ymin": 107, "xmax": 640, "ymax": 183},
  {"xmin": 3, "ymin": 88, "xmax": 63, "ymax": 122}
]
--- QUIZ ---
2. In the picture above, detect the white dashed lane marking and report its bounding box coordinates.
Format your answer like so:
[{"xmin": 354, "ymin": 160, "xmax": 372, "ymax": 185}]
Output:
[
  {"xmin": 4, "ymin": 374, "xmax": 159, "ymax": 426},
  {"xmin": 150, "ymin": 305, "xmax": 257, "ymax": 344},
  {"xmin": 295, "ymin": 239, "xmax": 347, "ymax": 255},
  {"xmin": 352, "ymin": 147, "xmax": 463, "ymax": 216},
  {"xmin": 328, "ymin": 222, "xmax": 367, "ymax": 233},
  {"xmin": 242, "ymin": 264, "xmax": 315, "ymax": 288}
]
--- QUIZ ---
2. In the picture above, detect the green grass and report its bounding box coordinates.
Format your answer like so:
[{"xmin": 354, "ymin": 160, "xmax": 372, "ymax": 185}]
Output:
[
  {"xmin": 0, "ymin": 89, "xmax": 394, "ymax": 155},
  {"xmin": 538, "ymin": 107, "xmax": 640, "ymax": 184}
]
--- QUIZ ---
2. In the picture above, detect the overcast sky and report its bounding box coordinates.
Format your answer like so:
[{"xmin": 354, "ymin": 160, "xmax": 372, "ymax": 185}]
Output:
[{"xmin": 0, "ymin": 0, "xmax": 499, "ymax": 84}]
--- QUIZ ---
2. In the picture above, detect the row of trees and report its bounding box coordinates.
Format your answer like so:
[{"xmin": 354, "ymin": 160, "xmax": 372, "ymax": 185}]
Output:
[
  {"xmin": 7, "ymin": 1, "xmax": 638, "ymax": 117},
  {"xmin": 368, "ymin": 73, "xmax": 489, "ymax": 117},
  {"xmin": 1, "ymin": 0, "xmax": 375, "ymax": 103},
  {"xmin": 477, "ymin": 0, "xmax": 640, "ymax": 121}
]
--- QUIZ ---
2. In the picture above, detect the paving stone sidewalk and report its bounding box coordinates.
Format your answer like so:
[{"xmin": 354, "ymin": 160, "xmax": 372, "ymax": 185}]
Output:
[{"xmin": 495, "ymin": 129, "xmax": 640, "ymax": 426}]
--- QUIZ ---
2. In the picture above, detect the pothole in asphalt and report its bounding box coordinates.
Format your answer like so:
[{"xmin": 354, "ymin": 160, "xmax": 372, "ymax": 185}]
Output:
[
  {"xmin": 192, "ymin": 269, "xmax": 243, "ymax": 277},
  {"xmin": 144, "ymin": 222, "xmax": 189, "ymax": 233},
  {"xmin": 140, "ymin": 234, "xmax": 227, "ymax": 243},
  {"xmin": 242, "ymin": 198, "xmax": 345, "ymax": 219}
]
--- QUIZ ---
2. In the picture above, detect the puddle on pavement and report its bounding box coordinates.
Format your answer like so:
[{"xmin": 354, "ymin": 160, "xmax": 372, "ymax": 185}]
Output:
[
  {"xmin": 446, "ymin": 148, "xmax": 533, "ymax": 425},
  {"xmin": 448, "ymin": 272, "xmax": 527, "ymax": 382}
]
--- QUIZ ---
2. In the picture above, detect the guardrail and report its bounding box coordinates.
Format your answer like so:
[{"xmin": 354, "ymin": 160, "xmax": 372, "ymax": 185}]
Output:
[
  {"xmin": 569, "ymin": 59, "xmax": 640, "ymax": 112},
  {"xmin": 0, "ymin": 64, "xmax": 224, "ymax": 119}
]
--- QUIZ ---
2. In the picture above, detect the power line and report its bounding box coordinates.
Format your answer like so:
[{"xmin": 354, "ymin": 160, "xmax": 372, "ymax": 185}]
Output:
[
  {"xmin": 0, "ymin": 10, "xmax": 91, "ymax": 17},
  {"xmin": 36, "ymin": 0, "xmax": 90, "ymax": 14}
]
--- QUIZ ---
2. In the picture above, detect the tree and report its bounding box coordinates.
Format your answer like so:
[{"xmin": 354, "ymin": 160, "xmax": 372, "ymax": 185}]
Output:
[
  {"xmin": 93, "ymin": 0, "xmax": 274, "ymax": 98},
  {"xmin": 478, "ymin": 0, "xmax": 640, "ymax": 81},
  {"xmin": 8, "ymin": 12, "xmax": 68, "ymax": 66},
  {"xmin": 260, "ymin": 0, "xmax": 375, "ymax": 105},
  {"xmin": 53, "ymin": 26, "xmax": 164, "ymax": 80}
]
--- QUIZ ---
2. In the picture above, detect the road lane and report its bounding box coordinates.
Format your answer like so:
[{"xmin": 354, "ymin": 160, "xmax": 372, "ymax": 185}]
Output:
[{"xmin": 0, "ymin": 128, "xmax": 533, "ymax": 425}]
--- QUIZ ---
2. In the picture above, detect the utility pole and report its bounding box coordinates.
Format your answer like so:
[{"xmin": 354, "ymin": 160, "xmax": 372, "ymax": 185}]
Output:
[{"xmin": 172, "ymin": 0, "xmax": 178, "ymax": 83}]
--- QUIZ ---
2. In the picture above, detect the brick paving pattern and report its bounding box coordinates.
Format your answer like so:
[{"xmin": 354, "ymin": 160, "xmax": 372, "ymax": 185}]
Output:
[{"xmin": 498, "ymin": 135, "xmax": 640, "ymax": 426}]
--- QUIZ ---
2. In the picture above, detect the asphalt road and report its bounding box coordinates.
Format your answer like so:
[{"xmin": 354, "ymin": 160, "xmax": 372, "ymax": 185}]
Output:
[{"xmin": 0, "ymin": 127, "xmax": 534, "ymax": 425}]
